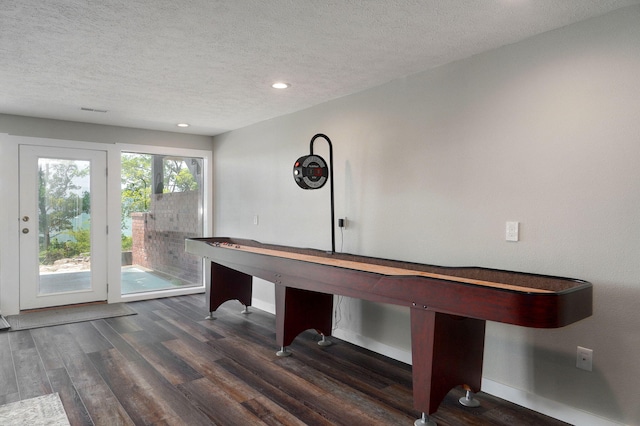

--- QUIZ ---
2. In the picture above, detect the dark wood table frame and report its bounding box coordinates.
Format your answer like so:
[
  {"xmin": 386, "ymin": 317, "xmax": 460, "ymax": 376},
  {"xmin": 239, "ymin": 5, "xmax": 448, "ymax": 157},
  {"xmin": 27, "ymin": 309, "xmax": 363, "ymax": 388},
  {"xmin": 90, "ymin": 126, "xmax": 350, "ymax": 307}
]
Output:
[{"xmin": 186, "ymin": 237, "xmax": 592, "ymax": 422}]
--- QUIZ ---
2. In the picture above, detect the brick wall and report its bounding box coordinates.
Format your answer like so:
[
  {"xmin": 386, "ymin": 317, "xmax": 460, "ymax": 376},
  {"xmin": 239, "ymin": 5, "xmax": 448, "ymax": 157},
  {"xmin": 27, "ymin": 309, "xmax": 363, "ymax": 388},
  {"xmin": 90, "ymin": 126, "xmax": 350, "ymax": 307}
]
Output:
[{"xmin": 131, "ymin": 191, "xmax": 202, "ymax": 284}]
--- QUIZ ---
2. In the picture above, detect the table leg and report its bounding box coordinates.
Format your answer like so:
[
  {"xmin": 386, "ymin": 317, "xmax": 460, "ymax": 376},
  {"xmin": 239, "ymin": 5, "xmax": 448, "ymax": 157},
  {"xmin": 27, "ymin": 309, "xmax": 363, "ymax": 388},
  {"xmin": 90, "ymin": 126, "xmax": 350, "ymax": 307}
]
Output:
[
  {"xmin": 410, "ymin": 307, "xmax": 486, "ymax": 415},
  {"xmin": 207, "ymin": 262, "xmax": 253, "ymax": 317},
  {"xmin": 275, "ymin": 285, "xmax": 333, "ymax": 349}
]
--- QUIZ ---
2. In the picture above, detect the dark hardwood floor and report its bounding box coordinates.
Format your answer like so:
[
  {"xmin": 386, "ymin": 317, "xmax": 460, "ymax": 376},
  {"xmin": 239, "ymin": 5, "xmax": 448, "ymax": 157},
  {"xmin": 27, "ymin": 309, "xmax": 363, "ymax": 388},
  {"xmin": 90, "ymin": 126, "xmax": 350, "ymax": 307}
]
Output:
[{"xmin": 0, "ymin": 295, "xmax": 569, "ymax": 425}]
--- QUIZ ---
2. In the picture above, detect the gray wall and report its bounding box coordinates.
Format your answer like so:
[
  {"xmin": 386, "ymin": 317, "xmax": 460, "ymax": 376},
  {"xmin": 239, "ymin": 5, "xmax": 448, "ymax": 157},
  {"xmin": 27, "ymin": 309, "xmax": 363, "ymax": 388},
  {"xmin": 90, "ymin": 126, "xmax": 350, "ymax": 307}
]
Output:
[{"xmin": 212, "ymin": 6, "xmax": 640, "ymax": 424}]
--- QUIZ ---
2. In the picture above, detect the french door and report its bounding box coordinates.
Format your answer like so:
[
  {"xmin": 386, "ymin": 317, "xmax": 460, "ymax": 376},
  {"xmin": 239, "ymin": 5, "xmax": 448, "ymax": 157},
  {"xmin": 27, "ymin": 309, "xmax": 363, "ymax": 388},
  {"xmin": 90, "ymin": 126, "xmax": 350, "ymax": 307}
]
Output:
[{"xmin": 19, "ymin": 145, "xmax": 108, "ymax": 309}]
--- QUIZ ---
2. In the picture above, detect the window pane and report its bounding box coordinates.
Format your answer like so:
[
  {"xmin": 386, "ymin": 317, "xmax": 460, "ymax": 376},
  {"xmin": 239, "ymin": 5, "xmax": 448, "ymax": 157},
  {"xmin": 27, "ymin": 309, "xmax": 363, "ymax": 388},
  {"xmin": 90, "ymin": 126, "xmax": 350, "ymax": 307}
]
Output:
[
  {"xmin": 38, "ymin": 158, "xmax": 92, "ymax": 294},
  {"xmin": 121, "ymin": 152, "xmax": 203, "ymax": 294}
]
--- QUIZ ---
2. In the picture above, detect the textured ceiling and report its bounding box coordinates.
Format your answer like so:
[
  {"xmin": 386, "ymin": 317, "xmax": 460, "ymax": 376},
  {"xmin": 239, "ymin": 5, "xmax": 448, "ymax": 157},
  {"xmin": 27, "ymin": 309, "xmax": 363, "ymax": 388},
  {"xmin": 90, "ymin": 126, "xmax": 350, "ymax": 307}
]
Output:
[{"xmin": 1, "ymin": 0, "xmax": 638, "ymax": 136}]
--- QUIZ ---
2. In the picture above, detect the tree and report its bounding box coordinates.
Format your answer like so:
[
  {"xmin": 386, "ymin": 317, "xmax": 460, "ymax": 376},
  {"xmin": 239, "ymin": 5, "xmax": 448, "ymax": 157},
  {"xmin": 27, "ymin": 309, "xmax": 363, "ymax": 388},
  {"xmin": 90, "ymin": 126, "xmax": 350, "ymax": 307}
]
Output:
[
  {"xmin": 121, "ymin": 153, "xmax": 152, "ymax": 218},
  {"xmin": 38, "ymin": 159, "xmax": 90, "ymax": 263},
  {"xmin": 164, "ymin": 159, "xmax": 199, "ymax": 192}
]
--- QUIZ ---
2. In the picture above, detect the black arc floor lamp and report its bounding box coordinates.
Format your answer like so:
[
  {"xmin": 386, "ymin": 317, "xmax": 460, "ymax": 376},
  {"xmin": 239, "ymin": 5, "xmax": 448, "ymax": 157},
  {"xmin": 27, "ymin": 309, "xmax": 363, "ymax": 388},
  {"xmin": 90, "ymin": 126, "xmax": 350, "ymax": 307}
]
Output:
[{"xmin": 292, "ymin": 133, "xmax": 335, "ymax": 254}]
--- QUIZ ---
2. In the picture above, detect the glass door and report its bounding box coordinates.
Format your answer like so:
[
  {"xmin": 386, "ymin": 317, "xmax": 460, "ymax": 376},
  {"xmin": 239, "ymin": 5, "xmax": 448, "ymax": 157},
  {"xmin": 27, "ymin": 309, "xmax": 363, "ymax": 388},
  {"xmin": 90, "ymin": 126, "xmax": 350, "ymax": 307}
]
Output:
[{"xmin": 19, "ymin": 145, "xmax": 108, "ymax": 309}]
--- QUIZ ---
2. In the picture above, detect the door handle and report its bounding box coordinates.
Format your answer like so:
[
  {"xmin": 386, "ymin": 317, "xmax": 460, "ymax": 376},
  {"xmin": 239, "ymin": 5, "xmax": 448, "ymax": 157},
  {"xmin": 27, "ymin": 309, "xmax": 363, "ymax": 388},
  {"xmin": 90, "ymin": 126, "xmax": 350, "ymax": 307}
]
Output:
[{"xmin": 22, "ymin": 228, "xmax": 29, "ymax": 234}]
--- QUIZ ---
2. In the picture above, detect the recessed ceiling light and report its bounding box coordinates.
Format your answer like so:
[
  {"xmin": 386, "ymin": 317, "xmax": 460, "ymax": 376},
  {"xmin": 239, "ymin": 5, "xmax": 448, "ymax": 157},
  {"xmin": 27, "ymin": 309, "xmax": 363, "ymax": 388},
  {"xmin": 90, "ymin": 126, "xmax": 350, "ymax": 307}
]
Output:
[
  {"xmin": 177, "ymin": 123, "xmax": 190, "ymax": 128},
  {"xmin": 272, "ymin": 82, "xmax": 290, "ymax": 89}
]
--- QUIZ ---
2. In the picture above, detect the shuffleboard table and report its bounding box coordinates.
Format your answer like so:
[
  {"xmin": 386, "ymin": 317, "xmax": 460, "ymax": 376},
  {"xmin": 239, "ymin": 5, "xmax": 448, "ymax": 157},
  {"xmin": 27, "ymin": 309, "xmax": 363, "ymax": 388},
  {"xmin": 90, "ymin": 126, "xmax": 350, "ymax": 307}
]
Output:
[{"xmin": 185, "ymin": 237, "xmax": 592, "ymax": 425}]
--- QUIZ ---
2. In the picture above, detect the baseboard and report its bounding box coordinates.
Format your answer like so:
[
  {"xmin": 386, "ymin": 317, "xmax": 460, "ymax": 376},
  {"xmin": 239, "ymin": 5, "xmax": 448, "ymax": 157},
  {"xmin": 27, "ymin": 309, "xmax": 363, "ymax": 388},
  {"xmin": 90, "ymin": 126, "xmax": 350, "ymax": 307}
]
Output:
[{"xmin": 480, "ymin": 378, "xmax": 624, "ymax": 426}]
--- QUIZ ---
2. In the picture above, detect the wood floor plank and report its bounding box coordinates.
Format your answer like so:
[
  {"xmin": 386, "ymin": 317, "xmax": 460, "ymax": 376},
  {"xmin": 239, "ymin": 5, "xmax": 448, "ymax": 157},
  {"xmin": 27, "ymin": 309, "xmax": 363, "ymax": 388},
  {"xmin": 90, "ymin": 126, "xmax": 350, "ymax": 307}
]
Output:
[
  {"xmin": 161, "ymin": 339, "xmax": 259, "ymax": 403},
  {"xmin": 89, "ymin": 347, "xmax": 213, "ymax": 426},
  {"xmin": 153, "ymin": 307, "xmax": 225, "ymax": 342},
  {"xmin": 88, "ymin": 348, "xmax": 182, "ymax": 425},
  {"xmin": 120, "ymin": 315, "xmax": 178, "ymax": 344},
  {"xmin": 302, "ymin": 387, "xmax": 414, "ymax": 426},
  {"xmin": 76, "ymin": 383, "xmax": 135, "ymax": 426},
  {"xmin": 8, "ymin": 329, "xmax": 36, "ymax": 350},
  {"xmin": 52, "ymin": 331, "xmax": 107, "ymax": 391},
  {"xmin": 276, "ymin": 352, "xmax": 420, "ymax": 422},
  {"xmin": 30, "ymin": 327, "xmax": 65, "ymax": 370},
  {"xmin": 47, "ymin": 367, "xmax": 93, "ymax": 426},
  {"xmin": 214, "ymin": 357, "xmax": 337, "ymax": 425},
  {"xmin": 0, "ymin": 332, "xmax": 18, "ymax": 400},
  {"xmin": 205, "ymin": 326, "xmax": 280, "ymax": 365},
  {"xmin": 482, "ymin": 395, "xmax": 569, "ymax": 426},
  {"xmin": 301, "ymin": 331, "xmax": 414, "ymax": 387},
  {"xmin": 216, "ymin": 341, "xmax": 330, "ymax": 404},
  {"xmin": 66, "ymin": 321, "xmax": 114, "ymax": 354},
  {"xmin": 157, "ymin": 296, "xmax": 215, "ymax": 323},
  {"xmin": 103, "ymin": 315, "xmax": 143, "ymax": 334},
  {"xmin": 12, "ymin": 346, "xmax": 52, "ymax": 399},
  {"xmin": 0, "ymin": 392, "xmax": 20, "ymax": 406},
  {"xmin": 280, "ymin": 335, "xmax": 403, "ymax": 400},
  {"xmin": 128, "ymin": 339, "xmax": 203, "ymax": 386},
  {"xmin": 242, "ymin": 395, "xmax": 308, "ymax": 426},
  {"xmin": 178, "ymin": 377, "xmax": 267, "ymax": 425},
  {"xmin": 90, "ymin": 319, "xmax": 143, "ymax": 362}
]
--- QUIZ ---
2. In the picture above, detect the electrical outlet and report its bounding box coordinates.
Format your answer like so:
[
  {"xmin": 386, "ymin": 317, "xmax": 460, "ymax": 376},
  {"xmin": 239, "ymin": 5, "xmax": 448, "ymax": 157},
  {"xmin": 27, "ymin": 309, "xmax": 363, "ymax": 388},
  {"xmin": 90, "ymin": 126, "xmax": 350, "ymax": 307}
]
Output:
[
  {"xmin": 506, "ymin": 221, "xmax": 519, "ymax": 241},
  {"xmin": 576, "ymin": 346, "xmax": 593, "ymax": 371}
]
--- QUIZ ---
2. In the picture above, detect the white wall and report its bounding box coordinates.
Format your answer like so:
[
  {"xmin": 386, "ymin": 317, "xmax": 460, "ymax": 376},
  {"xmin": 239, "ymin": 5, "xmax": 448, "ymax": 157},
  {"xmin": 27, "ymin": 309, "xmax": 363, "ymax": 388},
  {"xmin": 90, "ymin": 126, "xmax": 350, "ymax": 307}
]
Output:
[{"xmin": 213, "ymin": 6, "xmax": 640, "ymax": 425}]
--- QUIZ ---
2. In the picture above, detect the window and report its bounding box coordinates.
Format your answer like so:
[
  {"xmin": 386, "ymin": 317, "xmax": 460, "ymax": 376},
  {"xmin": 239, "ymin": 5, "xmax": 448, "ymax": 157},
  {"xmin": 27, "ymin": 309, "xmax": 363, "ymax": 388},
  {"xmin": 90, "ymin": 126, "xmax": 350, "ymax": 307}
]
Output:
[{"xmin": 120, "ymin": 152, "xmax": 205, "ymax": 295}]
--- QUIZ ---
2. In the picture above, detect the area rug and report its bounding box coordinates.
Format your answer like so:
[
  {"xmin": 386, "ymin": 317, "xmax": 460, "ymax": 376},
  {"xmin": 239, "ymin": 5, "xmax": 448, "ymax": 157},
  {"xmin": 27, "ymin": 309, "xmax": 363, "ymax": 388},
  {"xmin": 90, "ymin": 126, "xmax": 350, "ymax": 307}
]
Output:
[
  {"xmin": 5, "ymin": 303, "xmax": 136, "ymax": 331},
  {"xmin": 0, "ymin": 393, "xmax": 70, "ymax": 425}
]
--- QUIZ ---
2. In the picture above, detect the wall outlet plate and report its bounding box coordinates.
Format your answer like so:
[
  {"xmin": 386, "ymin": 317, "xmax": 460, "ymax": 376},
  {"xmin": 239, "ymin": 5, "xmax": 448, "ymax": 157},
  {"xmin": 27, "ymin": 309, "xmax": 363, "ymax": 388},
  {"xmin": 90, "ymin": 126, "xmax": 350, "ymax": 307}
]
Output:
[
  {"xmin": 576, "ymin": 346, "xmax": 593, "ymax": 371},
  {"xmin": 506, "ymin": 221, "xmax": 519, "ymax": 241}
]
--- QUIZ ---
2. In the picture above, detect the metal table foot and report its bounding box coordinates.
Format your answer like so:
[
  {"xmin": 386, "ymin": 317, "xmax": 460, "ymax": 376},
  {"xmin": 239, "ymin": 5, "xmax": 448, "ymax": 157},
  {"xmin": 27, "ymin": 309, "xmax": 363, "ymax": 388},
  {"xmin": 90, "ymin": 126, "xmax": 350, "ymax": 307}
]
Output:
[
  {"xmin": 276, "ymin": 346, "xmax": 292, "ymax": 357},
  {"xmin": 414, "ymin": 413, "xmax": 436, "ymax": 426},
  {"xmin": 317, "ymin": 333, "xmax": 332, "ymax": 347},
  {"xmin": 459, "ymin": 385, "xmax": 481, "ymax": 408}
]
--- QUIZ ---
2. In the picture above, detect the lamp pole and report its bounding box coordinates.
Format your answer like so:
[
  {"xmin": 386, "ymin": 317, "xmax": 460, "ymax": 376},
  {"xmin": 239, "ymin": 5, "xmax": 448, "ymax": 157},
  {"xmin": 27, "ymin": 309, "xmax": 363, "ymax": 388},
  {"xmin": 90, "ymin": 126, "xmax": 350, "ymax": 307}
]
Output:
[{"xmin": 309, "ymin": 134, "xmax": 335, "ymax": 254}]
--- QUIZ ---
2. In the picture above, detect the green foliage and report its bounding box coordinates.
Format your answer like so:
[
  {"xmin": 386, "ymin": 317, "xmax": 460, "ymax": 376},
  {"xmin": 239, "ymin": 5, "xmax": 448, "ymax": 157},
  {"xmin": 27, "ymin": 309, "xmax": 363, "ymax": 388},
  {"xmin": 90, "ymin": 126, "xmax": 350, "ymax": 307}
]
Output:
[
  {"xmin": 121, "ymin": 235, "xmax": 133, "ymax": 251},
  {"xmin": 163, "ymin": 159, "xmax": 199, "ymax": 192},
  {"xmin": 121, "ymin": 153, "xmax": 152, "ymax": 217},
  {"xmin": 40, "ymin": 229, "xmax": 90, "ymax": 264}
]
